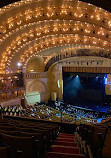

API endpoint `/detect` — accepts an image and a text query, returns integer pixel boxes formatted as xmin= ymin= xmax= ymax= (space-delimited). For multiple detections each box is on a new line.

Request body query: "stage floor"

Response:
xmin=65 ymin=101 xmax=110 ymax=113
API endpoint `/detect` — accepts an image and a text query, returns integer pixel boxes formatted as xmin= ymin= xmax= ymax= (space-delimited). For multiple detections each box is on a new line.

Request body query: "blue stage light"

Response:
xmin=105 ymin=78 xmax=107 ymax=84
xmin=104 ymin=75 xmax=108 ymax=84
xmin=95 ymin=76 xmax=98 ymax=81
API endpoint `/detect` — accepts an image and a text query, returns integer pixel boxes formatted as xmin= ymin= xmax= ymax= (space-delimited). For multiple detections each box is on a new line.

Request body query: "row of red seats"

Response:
xmin=0 ymin=118 xmax=60 ymax=158
xmin=75 ymin=124 xmax=111 ymax=158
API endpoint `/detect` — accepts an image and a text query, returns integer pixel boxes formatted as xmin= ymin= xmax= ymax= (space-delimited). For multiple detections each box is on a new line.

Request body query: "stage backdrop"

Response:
xmin=63 ymin=72 xmax=109 ymax=106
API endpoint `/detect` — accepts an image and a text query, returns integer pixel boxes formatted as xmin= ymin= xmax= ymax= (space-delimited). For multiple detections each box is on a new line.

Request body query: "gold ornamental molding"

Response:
xmin=62 ymin=66 xmax=111 ymax=73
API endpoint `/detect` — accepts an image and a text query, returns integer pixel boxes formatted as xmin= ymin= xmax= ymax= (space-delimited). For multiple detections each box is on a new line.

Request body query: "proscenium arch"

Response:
xmin=0 ymin=0 xmax=111 ymax=73
xmin=44 ymin=49 xmax=111 ymax=71
xmin=18 ymin=33 xmax=110 ymax=58
xmin=48 ymin=56 xmax=111 ymax=68
xmin=22 ymin=46 xmax=111 ymax=72
xmin=22 ymin=45 xmax=97 ymax=69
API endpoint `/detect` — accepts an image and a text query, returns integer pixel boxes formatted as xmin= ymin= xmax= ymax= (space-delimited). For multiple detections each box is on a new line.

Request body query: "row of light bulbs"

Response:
xmin=44 ymin=45 xmax=101 ymax=65
xmin=19 ymin=34 xmax=111 ymax=65
xmin=1 ymin=19 xmax=111 ymax=69
xmin=4 ymin=33 xmax=111 ymax=70
xmin=0 ymin=0 xmax=110 ymax=19
xmin=0 ymin=0 xmax=107 ymax=11
xmin=6 ymin=44 xmax=110 ymax=73
xmin=0 ymin=2 xmax=111 ymax=37
xmin=22 ymin=44 xmax=92 ymax=66
xmin=3 ymin=40 xmax=111 ymax=71
xmin=0 ymin=0 xmax=111 ymax=73
xmin=61 ymin=45 xmax=101 ymax=52
xmin=45 ymin=46 xmax=110 ymax=66
xmin=0 ymin=25 xmax=108 ymax=66
xmin=0 ymin=17 xmax=111 ymax=46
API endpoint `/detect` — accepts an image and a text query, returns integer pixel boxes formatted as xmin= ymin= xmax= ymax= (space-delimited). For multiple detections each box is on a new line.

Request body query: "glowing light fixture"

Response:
xmin=17 ymin=62 xmax=22 ymax=67
xmin=58 ymin=80 xmax=60 ymax=88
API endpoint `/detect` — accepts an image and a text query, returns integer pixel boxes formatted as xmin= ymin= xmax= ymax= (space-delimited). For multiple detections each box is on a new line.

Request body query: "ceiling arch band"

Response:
xmin=17 ymin=33 xmax=111 ymax=65
xmin=0 ymin=0 xmax=111 ymax=73
xmin=1 ymin=20 xmax=111 ymax=69
xmin=0 ymin=0 xmax=111 ymax=33
xmin=4 ymin=33 xmax=111 ymax=69
xmin=0 ymin=20 xmax=111 ymax=45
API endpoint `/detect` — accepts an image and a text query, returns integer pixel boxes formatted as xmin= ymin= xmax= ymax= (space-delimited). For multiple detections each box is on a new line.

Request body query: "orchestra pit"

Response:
xmin=0 ymin=0 xmax=111 ymax=158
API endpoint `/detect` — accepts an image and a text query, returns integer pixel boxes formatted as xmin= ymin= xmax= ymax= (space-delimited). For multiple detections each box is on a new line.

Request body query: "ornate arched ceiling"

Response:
xmin=0 ymin=0 xmax=111 ymax=73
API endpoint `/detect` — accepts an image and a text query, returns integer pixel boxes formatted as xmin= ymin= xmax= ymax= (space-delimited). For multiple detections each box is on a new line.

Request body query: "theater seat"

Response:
xmin=0 ymin=147 xmax=9 ymax=158
xmin=0 ymin=133 xmax=35 ymax=158
xmin=0 ymin=130 xmax=20 ymax=136
xmin=20 ymin=131 xmax=45 ymax=151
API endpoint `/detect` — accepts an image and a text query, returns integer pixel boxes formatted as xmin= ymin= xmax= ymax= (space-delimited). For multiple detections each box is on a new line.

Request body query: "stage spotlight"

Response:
xmin=76 ymin=75 xmax=79 ymax=78
xmin=95 ymin=76 xmax=98 ymax=81
xmin=105 ymin=78 xmax=107 ymax=84
xmin=104 ymin=75 xmax=108 ymax=84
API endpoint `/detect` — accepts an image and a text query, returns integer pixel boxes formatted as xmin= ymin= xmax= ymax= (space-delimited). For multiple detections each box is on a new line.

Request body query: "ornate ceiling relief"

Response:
xmin=0 ymin=0 xmax=110 ymax=73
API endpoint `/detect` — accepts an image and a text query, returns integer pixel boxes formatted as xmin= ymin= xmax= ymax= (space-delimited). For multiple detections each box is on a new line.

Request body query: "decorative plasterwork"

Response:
xmin=0 ymin=0 xmax=111 ymax=73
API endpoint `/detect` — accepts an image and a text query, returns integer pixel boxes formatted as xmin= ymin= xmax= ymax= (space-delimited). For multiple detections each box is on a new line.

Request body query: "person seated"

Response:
xmin=0 ymin=105 xmax=3 ymax=120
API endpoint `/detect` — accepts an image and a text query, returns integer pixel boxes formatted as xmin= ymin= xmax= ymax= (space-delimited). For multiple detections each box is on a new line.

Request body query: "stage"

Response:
xmin=63 ymin=72 xmax=110 ymax=113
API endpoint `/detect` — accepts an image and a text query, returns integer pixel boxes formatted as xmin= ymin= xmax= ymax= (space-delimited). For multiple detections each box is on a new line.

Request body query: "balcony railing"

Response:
xmin=0 ymin=86 xmax=25 ymax=94
xmin=24 ymin=72 xmax=47 ymax=79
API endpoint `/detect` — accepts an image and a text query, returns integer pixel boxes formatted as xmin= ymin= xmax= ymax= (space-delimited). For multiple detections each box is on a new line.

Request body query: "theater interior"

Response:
xmin=0 ymin=0 xmax=111 ymax=158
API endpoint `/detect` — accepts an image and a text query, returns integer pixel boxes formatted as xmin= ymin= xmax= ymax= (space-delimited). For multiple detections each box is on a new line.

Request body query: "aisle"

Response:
xmin=46 ymin=133 xmax=87 ymax=158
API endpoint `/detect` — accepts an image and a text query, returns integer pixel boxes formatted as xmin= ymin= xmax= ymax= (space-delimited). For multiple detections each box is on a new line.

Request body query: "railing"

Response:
xmin=44 ymin=50 xmax=111 ymax=71
xmin=0 ymin=86 xmax=25 ymax=94
xmin=24 ymin=72 xmax=47 ymax=79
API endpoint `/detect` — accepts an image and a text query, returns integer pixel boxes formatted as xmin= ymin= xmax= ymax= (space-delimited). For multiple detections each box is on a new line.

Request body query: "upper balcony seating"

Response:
xmin=0 ymin=133 xmax=35 ymax=158
xmin=102 ymin=126 xmax=111 ymax=158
